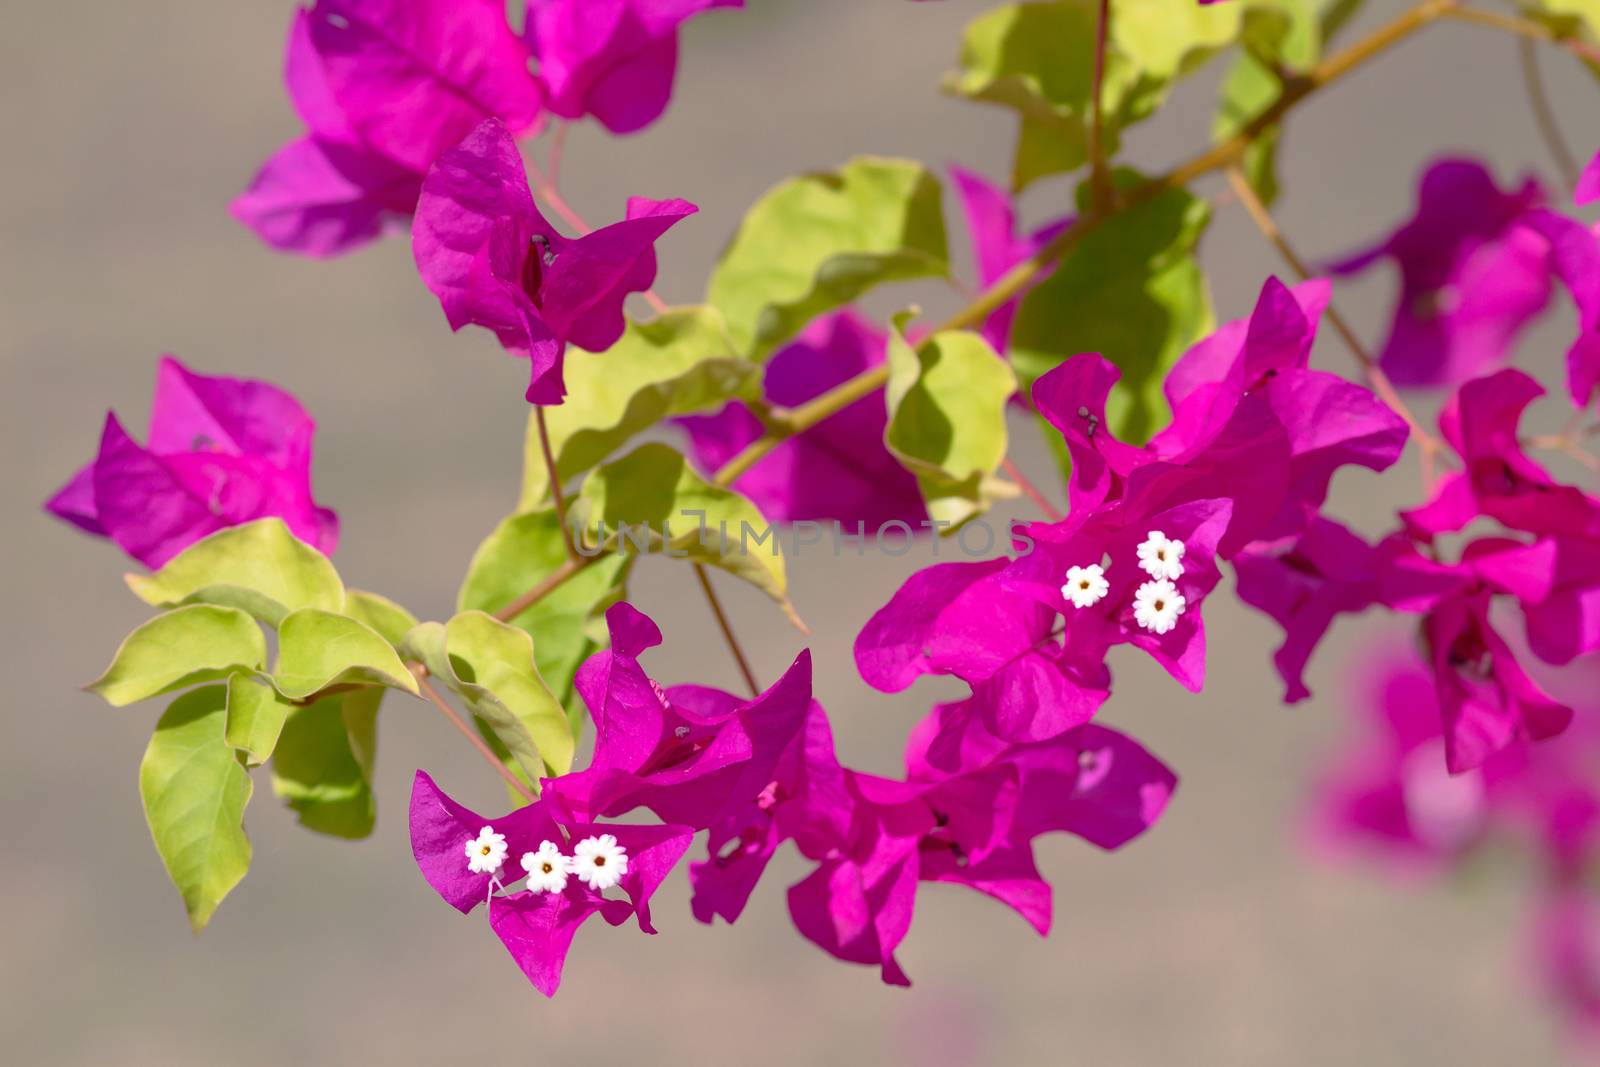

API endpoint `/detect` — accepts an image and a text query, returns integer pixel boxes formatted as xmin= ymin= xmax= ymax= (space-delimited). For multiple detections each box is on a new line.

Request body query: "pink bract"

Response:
xmin=45 ymin=357 xmax=338 ymax=568
xmin=412 ymin=119 xmax=696 ymax=404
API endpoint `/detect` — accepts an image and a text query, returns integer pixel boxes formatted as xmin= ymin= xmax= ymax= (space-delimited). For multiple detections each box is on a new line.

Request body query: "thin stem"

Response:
xmin=547 ymin=121 xmax=568 ymax=191
xmin=1528 ymin=434 xmax=1600 ymax=472
xmin=535 ymin=407 xmax=577 ymax=559
xmin=693 ymin=563 xmax=760 ymax=697
xmin=1224 ymin=165 xmax=1444 ymax=487
xmin=1087 ymin=0 xmax=1114 ymax=212
xmin=1441 ymin=6 xmax=1600 ymax=66
xmin=1002 ymin=457 xmax=1063 ymax=520
xmin=492 ymin=555 xmax=592 ymax=622
xmin=489 ymin=0 xmax=1461 ymax=618
xmin=1518 ymin=36 xmax=1581 ymax=190
xmin=414 ymin=667 xmax=536 ymax=802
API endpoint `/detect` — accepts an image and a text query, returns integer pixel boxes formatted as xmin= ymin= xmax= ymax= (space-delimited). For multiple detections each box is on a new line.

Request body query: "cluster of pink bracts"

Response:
xmin=40 ymin=0 xmax=1600 ymax=1043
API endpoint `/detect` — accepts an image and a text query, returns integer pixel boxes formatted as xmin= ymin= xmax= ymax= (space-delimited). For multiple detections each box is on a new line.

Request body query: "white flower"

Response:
xmin=519 ymin=840 xmax=573 ymax=894
xmin=1136 ymin=530 xmax=1186 ymax=581
xmin=465 ymin=825 xmax=508 ymax=874
xmin=1132 ymin=579 xmax=1186 ymax=635
xmin=572 ymin=833 xmax=629 ymax=891
xmin=1061 ymin=564 xmax=1109 ymax=609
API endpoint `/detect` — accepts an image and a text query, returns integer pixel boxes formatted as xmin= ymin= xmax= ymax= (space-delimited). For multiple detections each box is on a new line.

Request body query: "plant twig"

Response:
xmin=535 ymin=407 xmax=577 ymax=559
xmin=1518 ymin=36 xmax=1581 ymax=190
xmin=547 ymin=120 xmax=568 ymax=191
xmin=492 ymin=555 xmax=593 ymax=622
xmin=1002 ymin=457 xmax=1063 ymax=520
xmin=413 ymin=666 xmax=536 ymax=802
xmin=693 ymin=563 xmax=760 ymax=697
xmin=1441 ymin=5 xmax=1600 ymax=66
xmin=1087 ymin=0 xmax=1114 ymax=212
xmin=1224 ymin=165 xmax=1445 ymax=488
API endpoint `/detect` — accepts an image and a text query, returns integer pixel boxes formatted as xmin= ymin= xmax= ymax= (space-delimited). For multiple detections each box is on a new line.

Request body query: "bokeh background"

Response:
xmin=3 ymin=2 xmax=1595 ymax=1063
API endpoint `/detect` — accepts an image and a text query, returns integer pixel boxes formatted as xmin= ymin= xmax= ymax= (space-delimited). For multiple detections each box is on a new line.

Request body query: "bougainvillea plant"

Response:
xmin=47 ymin=0 xmax=1600 ymax=1047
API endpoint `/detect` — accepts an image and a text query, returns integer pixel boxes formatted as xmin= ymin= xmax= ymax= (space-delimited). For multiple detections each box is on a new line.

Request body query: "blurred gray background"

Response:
xmin=3 ymin=1 xmax=1593 ymax=1063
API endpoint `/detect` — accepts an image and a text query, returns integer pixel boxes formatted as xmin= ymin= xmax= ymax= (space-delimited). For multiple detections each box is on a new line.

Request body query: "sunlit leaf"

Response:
xmin=1011 ymin=169 xmax=1213 ymax=443
xmin=224 ymin=671 xmax=293 ymax=766
xmin=520 ymin=307 xmax=760 ymax=509
xmin=707 ymin=157 xmax=948 ymax=359
xmin=125 ymin=518 xmax=343 ymax=627
xmin=402 ymin=612 xmax=573 ymax=785
xmin=272 ymin=608 xmax=418 ymax=700
xmin=947 ymin=0 xmax=1242 ymax=189
xmin=884 ymin=314 xmax=1017 ymax=528
xmin=458 ymin=510 xmax=628 ymax=708
xmin=89 ymin=604 xmax=267 ymax=707
xmin=342 ymin=589 xmax=420 ymax=647
xmin=140 ymin=685 xmax=252 ymax=931
xmin=572 ymin=443 xmax=795 ymax=622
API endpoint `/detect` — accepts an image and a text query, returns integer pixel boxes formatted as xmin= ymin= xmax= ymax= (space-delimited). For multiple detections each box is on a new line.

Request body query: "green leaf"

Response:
xmin=224 ymin=672 xmax=293 ymax=766
xmin=270 ymin=692 xmax=378 ymax=839
xmin=1212 ymin=1 xmax=1339 ymax=209
xmin=707 ymin=157 xmax=948 ymax=360
xmin=520 ymin=307 xmax=761 ymax=510
xmin=884 ymin=314 xmax=1018 ymax=527
xmin=1520 ymin=0 xmax=1600 ymax=40
xmin=89 ymin=604 xmax=267 ymax=707
xmin=1214 ymin=53 xmax=1283 ymax=207
xmin=272 ymin=608 xmax=418 ymax=700
xmin=947 ymin=0 xmax=1243 ymax=190
xmin=139 ymin=685 xmax=253 ymax=932
xmin=1237 ymin=0 xmax=1322 ymax=68
xmin=125 ymin=518 xmax=344 ymax=627
xmin=572 ymin=443 xmax=796 ymax=622
xmin=946 ymin=1 xmax=1104 ymax=190
xmin=458 ymin=510 xmax=629 ymax=706
xmin=1010 ymin=170 xmax=1213 ymax=443
xmin=1114 ymin=0 xmax=1250 ymax=93
xmin=446 ymin=612 xmax=575 ymax=775
xmin=342 ymin=589 xmax=419 ymax=647
xmin=402 ymin=613 xmax=575 ymax=782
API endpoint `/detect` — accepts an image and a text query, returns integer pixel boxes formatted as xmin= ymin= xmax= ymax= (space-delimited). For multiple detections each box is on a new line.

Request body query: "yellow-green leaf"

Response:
xmin=884 ymin=314 xmax=1018 ymax=528
xmin=223 ymin=671 xmax=292 ymax=766
xmin=521 ymin=307 xmax=762 ymax=510
xmin=572 ymin=443 xmax=794 ymax=621
xmin=1011 ymin=169 xmax=1213 ymax=444
xmin=458 ymin=510 xmax=629 ymax=707
xmin=270 ymin=691 xmax=379 ymax=839
xmin=272 ymin=608 xmax=418 ymax=700
xmin=707 ymin=157 xmax=948 ymax=359
xmin=140 ymin=685 xmax=253 ymax=932
xmin=342 ymin=589 xmax=420 ymax=647
xmin=125 ymin=518 xmax=343 ymax=627
xmin=89 ymin=604 xmax=267 ymax=707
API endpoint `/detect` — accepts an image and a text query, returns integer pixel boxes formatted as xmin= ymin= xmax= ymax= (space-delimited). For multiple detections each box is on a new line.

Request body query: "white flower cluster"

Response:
xmin=1060 ymin=531 xmax=1188 ymax=635
xmin=464 ymin=826 xmax=629 ymax=893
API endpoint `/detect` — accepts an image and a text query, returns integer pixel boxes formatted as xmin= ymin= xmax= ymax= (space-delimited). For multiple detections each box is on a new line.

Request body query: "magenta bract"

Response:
xmin=45 ymin=357 xmax=338 ymax=568
xmin=528 ymin=0 xmax=743 ymax=134
xmin=1333 ymin=158 xmax=1551 ymax=387
xmin=412 ymin=119 xmax=696 ymax=404
xmin=234 ymin=1 xmax=544 ymax=256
